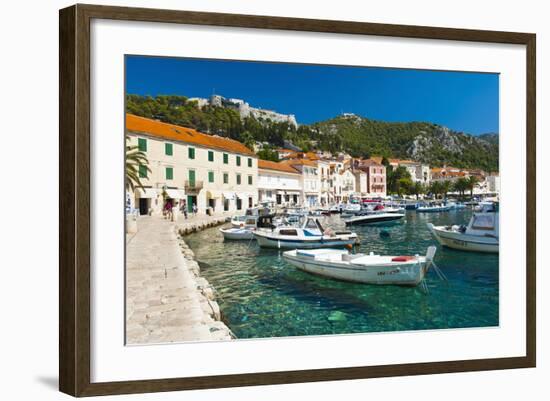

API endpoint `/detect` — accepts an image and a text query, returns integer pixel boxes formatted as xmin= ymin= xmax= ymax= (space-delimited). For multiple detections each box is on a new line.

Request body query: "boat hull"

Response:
xmin=254 ymin=233 xmax=357 ymax=249
xmin=283 ymin=252 xmax=426 ymax=285
xmin=344 ymin=213 xmax=404 ymax=225
xmin=427 ymin=224 xmax=498 ymax=253
xmin=220 ymin=228 xmax=255 ymax=240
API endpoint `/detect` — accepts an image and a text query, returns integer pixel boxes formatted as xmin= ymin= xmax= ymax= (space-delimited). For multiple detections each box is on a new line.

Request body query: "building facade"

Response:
xmin=282 ymin=159 xmax=321 ymax=206
xmin=257 ymin=159 xmax=302 ymax=207
xmin=359 ymin=160 xmax=387 ymax=197
xmin=126 ymin=114 xmax=258 ymax=216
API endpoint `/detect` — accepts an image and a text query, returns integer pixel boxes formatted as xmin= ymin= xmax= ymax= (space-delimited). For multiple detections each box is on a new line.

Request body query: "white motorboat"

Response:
xmin=342 ymin=203 xmax=361 ymax=213
xmin=474 ymin=201 xmax=497 ymax=212
xmin=222 ymin=214 xmax=277 ymax=241
xmin=417 ymin=203 xmax=451 ymax=213
xmin=444 ymin=201 xmax=466 ymax=210
xmin=344 ymin=212 xmax=405 ymax=225
xmin=282 ymin=246 xmax=439 ymax=286
xmin=254 ymin=217 xmax=359 ymax=249
xmin=219 ymin=227 xmax=255 ymax=240
xmin=428 ymin=210 xmax=499 ymax=253
xmin=230 ymin=215 xmax=247 ymax=228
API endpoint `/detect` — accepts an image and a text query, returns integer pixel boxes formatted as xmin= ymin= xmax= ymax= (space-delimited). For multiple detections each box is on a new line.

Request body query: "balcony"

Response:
xmin=184 ymin=180 xmax=203 ymax=192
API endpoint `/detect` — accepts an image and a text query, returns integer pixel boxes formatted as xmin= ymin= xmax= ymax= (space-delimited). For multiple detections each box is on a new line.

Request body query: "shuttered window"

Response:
xmin=188 ymin=147 xmax=195 ymax=159
xmin=223 ymin=153 xmax=229 ymax=164
xmin=138 ymin=138 xmax=147 ymax=152
xmin=165 ymin=167 xmax=173 ymax=180
xmin=208 ymin=151 xmax=214 ymax=162
xmin=138 ymin=165 xmax=147 ymax=178
xmin=165 ymin=143 xmax=173 ymax=156
xmin=208 ymin=171 xmax=215 ymax=183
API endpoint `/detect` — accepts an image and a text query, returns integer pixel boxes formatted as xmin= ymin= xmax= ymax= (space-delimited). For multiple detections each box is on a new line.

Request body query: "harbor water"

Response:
xmin=185 ymin=209 xmax=499 ymax=339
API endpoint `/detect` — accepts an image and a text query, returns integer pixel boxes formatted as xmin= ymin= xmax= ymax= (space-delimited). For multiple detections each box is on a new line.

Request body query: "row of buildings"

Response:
xmin=126 ymin=114 xmax=388 ymax=216
xmin=126 ymin=114 xmax=498 ymax=216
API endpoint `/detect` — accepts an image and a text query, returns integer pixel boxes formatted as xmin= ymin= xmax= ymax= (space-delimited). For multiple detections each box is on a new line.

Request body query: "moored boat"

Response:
xmin=427 ymin=210 xmax=499 ymax=253
xmin=219 ymin=227 xmax=255 ymax=240
xmin=344 ymin=212 xmax=404 ymax=225
xmin=282 ymin=246 xmax=438 ymax=286
xmin=254 ymin=217 xmax=359 ymax=249
xmin=417 ymin=203 xmax=451 ymax=213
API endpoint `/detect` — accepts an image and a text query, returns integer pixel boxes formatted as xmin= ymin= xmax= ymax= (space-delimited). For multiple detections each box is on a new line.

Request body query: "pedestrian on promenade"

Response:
xmin=164 ymin=199 xmax=173 ymax=220
xmin=181 ymin=200 xmax=188 ymax=219
xmin=192 ymin=203 xmax=197 ymax=216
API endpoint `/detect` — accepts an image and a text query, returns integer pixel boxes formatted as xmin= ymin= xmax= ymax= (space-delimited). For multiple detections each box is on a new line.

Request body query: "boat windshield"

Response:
xmin=471 ymin=214 xmax=495 ymax=230
xmin=304 ymin=218 xmax=319 ymax=230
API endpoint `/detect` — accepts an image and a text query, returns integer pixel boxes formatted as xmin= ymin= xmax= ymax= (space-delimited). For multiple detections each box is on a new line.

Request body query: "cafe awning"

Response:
xmin=165 ymin=189 xmax=185 ymax=199
xmin=137 ymin=188 xmax=158 ymax=199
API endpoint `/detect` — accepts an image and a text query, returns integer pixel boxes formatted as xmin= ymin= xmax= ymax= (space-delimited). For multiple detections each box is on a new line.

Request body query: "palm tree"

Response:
xmin=126 ymin=136 xmax=151 ymax=191
xmin=429 ymin=181 xmax=443 ymax=199
xmin=441 ymin=180 xmax=452 ymax=200
xmin=411 ymin=181 xmax=425 ymax=200
xmin=466 ymin=176 xmax=480 ymax=198
xmin=453 ymin=177 xmax=469 ymax=200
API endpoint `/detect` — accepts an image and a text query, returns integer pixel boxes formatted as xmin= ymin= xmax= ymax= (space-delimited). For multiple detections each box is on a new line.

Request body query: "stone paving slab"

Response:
xmin=126 ymin=215 xmax=234 ymax=344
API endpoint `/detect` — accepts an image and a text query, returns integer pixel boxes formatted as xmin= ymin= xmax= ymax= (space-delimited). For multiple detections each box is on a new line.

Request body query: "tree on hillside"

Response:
xmin=257 ymin=146 xmax=279 ymax=162
xmin=387 ymin=166 xmax=412 ymax=195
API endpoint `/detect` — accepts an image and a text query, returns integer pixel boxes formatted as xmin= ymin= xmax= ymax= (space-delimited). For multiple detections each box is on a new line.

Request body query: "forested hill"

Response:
xmin=126 ymin=95 xmax=499 ymax=172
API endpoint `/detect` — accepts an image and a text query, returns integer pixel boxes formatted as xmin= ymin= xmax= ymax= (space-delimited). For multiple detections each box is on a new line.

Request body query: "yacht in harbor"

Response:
xmin=253 ymin=217 xmax=359 ymax=249
xmin=427 ymin=203 xmax=499 ymax=253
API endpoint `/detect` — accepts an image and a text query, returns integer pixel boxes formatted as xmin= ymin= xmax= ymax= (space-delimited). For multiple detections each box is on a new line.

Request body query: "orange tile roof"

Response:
xmin=281 ymin=159 xmax=318 ymax=167
xmin=258 ymin=159 xmax=300 ymax=174
xmin=126 ymin=114 xmax=255 ymax=156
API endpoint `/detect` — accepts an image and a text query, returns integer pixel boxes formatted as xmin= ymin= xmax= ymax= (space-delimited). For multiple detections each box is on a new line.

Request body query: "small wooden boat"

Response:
xmin=254 ymin=218 xmax=359 ymax=249
xmin=219 ymin=227 xmax=255 ymax=240
xmin=344 ymin=212 xmax=404 ymax=225
xmin=427 ymin=210 xmax=499 ymax=253
xmin=282 ymin=246 xmax=438 ymax=286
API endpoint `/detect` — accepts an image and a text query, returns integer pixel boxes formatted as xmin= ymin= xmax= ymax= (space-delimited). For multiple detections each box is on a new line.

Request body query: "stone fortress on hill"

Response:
xmin=189 ymin=94 xmax=298 ymax=128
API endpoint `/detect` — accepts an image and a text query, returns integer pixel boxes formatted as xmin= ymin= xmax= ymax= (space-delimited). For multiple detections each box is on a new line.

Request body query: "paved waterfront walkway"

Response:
xmin=175 ymin=211 xmax=233 ymax=235
xmin=126 ymin=215 xmax=233 ymax=344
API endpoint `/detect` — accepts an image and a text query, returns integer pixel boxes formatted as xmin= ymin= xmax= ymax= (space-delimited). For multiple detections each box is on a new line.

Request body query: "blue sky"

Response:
xmin=126 ymin=56 xmax=499 ymax=135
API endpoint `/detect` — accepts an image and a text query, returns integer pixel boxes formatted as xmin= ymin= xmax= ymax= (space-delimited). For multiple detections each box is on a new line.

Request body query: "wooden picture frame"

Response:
xmin=59 ymin=3 xmax=536 ymax=397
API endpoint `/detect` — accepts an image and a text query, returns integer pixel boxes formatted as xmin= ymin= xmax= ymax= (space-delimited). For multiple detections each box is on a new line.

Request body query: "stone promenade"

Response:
xmin=126 ymin=215 xmax=234 ymax=344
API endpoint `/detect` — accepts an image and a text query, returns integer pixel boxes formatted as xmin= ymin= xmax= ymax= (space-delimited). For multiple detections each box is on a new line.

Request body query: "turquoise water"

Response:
xmin=185 ymin=210 xmax=499 ymax=339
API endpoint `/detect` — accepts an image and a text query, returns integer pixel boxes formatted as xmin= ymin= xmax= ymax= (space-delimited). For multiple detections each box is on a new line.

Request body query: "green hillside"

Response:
xmin=126 ymin=95 xmax=499 ymax=172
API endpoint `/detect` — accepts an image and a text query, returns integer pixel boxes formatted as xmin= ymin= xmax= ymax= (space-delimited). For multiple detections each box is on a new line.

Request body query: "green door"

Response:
xmin=187 ymin=195 xmax=194 ymax=213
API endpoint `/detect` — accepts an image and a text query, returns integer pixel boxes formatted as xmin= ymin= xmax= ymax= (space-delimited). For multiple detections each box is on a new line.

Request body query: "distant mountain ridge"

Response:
xmin=126 ymin=94 xmax=499 ymax=172
xmin=310 ymin=115 xmax=499 ymax=171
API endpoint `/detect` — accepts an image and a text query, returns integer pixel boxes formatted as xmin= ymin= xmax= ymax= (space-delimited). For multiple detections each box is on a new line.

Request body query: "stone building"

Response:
xmin=126 ymin=114 xmax=258 ymax=216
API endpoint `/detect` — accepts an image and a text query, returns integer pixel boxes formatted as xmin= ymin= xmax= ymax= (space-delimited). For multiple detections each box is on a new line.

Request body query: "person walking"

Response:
xmin=181 ymin=200 xmax=188 ymax=219
xmin=192 ymin=203 xmax=197 ymax=216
